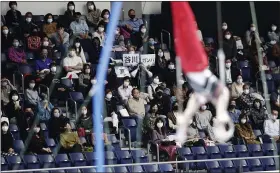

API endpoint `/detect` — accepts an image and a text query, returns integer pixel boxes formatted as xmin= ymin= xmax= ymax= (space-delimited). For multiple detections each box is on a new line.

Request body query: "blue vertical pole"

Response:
xmin=92 ymin=2 xmax=123 ymax=172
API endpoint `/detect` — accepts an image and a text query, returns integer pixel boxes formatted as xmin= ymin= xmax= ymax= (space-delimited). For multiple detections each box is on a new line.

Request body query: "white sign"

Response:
xmin=114 ymin=66 xmax=131 ymax=78
xmin=140 ymin=54 xmax=156 ymax=67
xmin=123 ymin=54 xmax=140 ymax=66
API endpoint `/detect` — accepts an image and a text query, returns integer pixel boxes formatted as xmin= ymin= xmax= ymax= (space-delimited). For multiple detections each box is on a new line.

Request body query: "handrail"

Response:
xmin=12 ymin=71 xmax=24 ymax=94
xmin=161 ymin=29 xmax=171 ymax=50
xmin=2 ymin=155 xmax=279 ymax=173
xmin=65 ymin=98 xmax=77 ymax=120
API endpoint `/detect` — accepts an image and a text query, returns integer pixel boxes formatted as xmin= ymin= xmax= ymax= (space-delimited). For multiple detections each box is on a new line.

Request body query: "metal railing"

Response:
xmin=2 ymin=155 xmax=279 ymax=173
xmin=161 ymin=29 xmax=171 ymax=50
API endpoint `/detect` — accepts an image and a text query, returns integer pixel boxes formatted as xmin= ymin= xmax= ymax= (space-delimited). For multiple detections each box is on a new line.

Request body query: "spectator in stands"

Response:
xmin=1 ymin=119 xmax=17 ymax=157
xmin=152 ymin=117 xmax=177 ymax=161
xmin=225 ymin=59 xmax=240 ymax=85
xmin=43 ymin=13 xmax=57 ymax=37
xmin=49 ymin=108 xmax=69 ymax=139
xmin=167 ymin=102 xmax=180 ymax=133
xmin=41 ymin=36 xmax=54 ymax=59
xmin=91 ymin=37 xmax=102 ymax=64
xmin=27 ymin=27 xmax=41 ymax=54
xmin=271 ymin=86 xmax=280 ymax=112
xmin=185 ymin=117 xmax=205 ymax=146
xmin=223 ymin=30 xmax=237 ymax=60
xmin=1 ymin=26 xmax=13 ymax=53
xmin=63 ymin=47 xmax=83 ymax=77
xmin=98 ymin=9 xmax=110 ymax=31
xmin=104 ymin=89 xmax=118 ymax=133
xmin=60 ymin=122 xmax=82 ymax=153
xmin=79 ymin=63 xmax=92 ymax=95
xmin=228 ymin=100 xmax=241 ymax=124
xmin=93 ymin=23 xmax=106 ymax=46
xmin=195 ymin=104 xmax=212 ymax=131
xmin=35 ymin=47 xmax=52 ymax=78
xmin=237 ymin=84 xmax=254 ymax=110
xmin=222 ymin=22 xmax=228 ymax=32
xmin=146 ymin=37 xmax=156 ymax=54
xmin=64 ymin=1 xmax=76 ymax=28
xmin=143 ymin=103 xmax=161 ymax=135
xmin=130 ymin=63 xmax=153 ymax=88
xmin=4 ymin=90 xmax=22 ymax=124
xmin=271 ymin=40 xmax=280 ymax=66
xmin=153 ymin=48 xmax=167 ymax=76
xmin=77 ymin=106 xmax=93 ymax=135
xmin=20 ymin=104 xmax=36 ymax=140
xmin=73 ymin=38 xmax=86 ymax=63
xmin=151 ymin=86 xmax=171 ymax=115
xmin=21 ymin=12 xmax=37 ymax=39
xmin=86 ymin=1 xmax=101 ymax=30
xmin=245 ymin=23 xmax=262 ymax=46
xmin=1 ymin=77 xmax=16 ymax=106
xmin=147 ymin=75 xmax=161 ymax=100
xmin=118 ymin=76 xmax=133 ymax=104
xmin=70 ymin=12 xmax=89 ymax=40
xmin=264 ymin=110 xmax=279 ymax=142
xmin=249 ymin=99 xmax=268 ymax=130
xmin=41 ymin=62 xmax=57 ymax=86
xmin=113 ymin=26 xmax=125 ymax=48
xmin=127 ymin=88 xmax=146 ymax=119
xmin=236 ymin=112 xmax=260 ymax=144
xmin=164 ymin=61 xmax=176 ymax=89
xmin=50 ymin=24 xmax=69 ymax=58
xmin=29 ymin=124 xmax=52 ymax=154
xmin=5 ymin=1 xmax=22 ymax=38
xmin=127 ymin=45 xmax=136 ymax=54
xmin=105 ymin=64 xmax=117 ymax=91
xmin=268 ymin=24 xmax=279 ymax=42
xmin=132 ymin=24 xmax=149 ymax=51
xmin=121 ymin=9 xmax=144 ymax=34
xmin=231 ymin=75 xmax=244 ymax=99
xmin=8 ymin=38 xmax=27 ymax=64
xmin=36 ymin=93 xmax=53 ymax=123
xmin=25 ymin=79 xmax=40 ymax=106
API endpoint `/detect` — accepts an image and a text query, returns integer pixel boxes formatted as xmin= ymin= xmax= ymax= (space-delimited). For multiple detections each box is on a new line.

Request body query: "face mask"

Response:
xmin=26 ymin=17 xmax=32 ymax=23
xmin=51 ymin=66 xmax=56 ymax=72
xmin=222 ymin=25 xmax=227 ymax=30
xmin=129 ymin=15 xmax=135 ymax=20
xmin=98 ymin=27 xmax=104 ymax=32
xmin=12 ymin=95 xmax=18 ymax=101
xmin=149 ymin=40 xmax=155 ymax=45
xmin=34 ymin=127 xmax=40 ymax=133
xmin=85 ymin=69 xmax=90 ymax=74
xmin=272 ymin=26 xmax=277 ymax=31
xmin=2 ymin=82 xmax=8 ymax=87
xmin=141 ymin=28 xmax=146 ymax=33
xmin=157 ymin=122 xmax=163 ymax=128
xmin=158 ymin=52 xmax=163 ymax=57
xmin=241 ymin=119 xmax=246 ymax=124
xmin=270 ymin=40 xmax=276 ymax=45
xmin=106 ymin=93 xmax=112 ymax=99
xmin=168 ymin=64 xmax=175 ymax=69
xmin=88 ymin=5 xmax=94 ymax=10
xmin=129 ymin=51 xmax=135 ymax=54
xmin=53 ymin=112 xmax=60 ymax=118
xmin=123 ymin=81 xmax=129 ymax=87
xmin=237 ymin=79 xmax=243 ymax=84
xmin=2 ymin=126 xmax=8 ymax=132
xmin=2 ymin=29 xmax=8 ymax=35
xmin=201 ymin=105 xmax=207 ymax=111
xmin=29 ymin=83 xmax=35 ymax=89
xmin=254 ymin=102 xmax=260 ymax=108
xmin=104 ymin=14 xmax=109 ymax=19
xmin=69 ymin=51 xmax=75 ymax=57
xmin=225 ymin=63 xmax=231 ymax=68
xmin=68 ymin=6 xmax=74 ymax=10
xmin=11 ymin=5 xmax=17 ymax=10
xmin=47 ymin=19 xmax=53 ymax=23
xmin=43 ymin=41 xmax=49 ymax=46
xmin=82 ymin=110 xmax=87 ymax=115
xmin=225 ymin=34 xmax=231 ymax=40
xmin=153 ymin=78 xmax=159 ymax=84
xmin=13 ymin=42 xmax=19 ymax=47
xmin=250 ymin=26 xmax=256 ymax=32
xmin=244 ymin=89 xmax=250 ymax=95
xmin=115 ymin=30 xmax=120 ymax=35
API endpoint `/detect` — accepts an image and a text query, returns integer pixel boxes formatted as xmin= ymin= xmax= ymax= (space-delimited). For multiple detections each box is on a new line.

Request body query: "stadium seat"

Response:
xmin=241 ymin=67 xmax=251 ymax=82
xmin=219 ymin=160 xmax=236 ymax=173
xmin=253 ymin=129 xmax=262 ymax=140
xmin=26 ymin=52 xmax=35 ymax=60
xmin=199 ymin=131 xmax=206 ymax=138
xmin=104 ymin=168 xmax=114 ymax=172
xmin=233 ymin=145 xmax=249 ymax=157
xmin=13 ymin=140 xmax=25 ymax=153
xmin=261 ymin=158 xmax=276 ymax=171
xmin=127 ymin=165 xmax=144 ymax=172
xmin=131 ymin=149 xmax=148 ymax=163
xmin=40 ymin=122 xmax=49 ymax=139
xmin=114 ymin=166 xmax=129 ymax=173
xmin=107 ymin=134 xmax=120 ymax=149
xmin=262 ymin=143 xmax=277 ymax=156
xmin=104 ymin=151 xmax=117 ymax=165
xmin=1 ymin=156 xmax=8 ymax=171
xmin=50 ymin=170 xmax=65 ymax=173
xmin=45 ymin=138 xmax=56 ymax=151
xmin=61 ymin=79 xmax=73 ymax=88
xmin=24 ymin=155 xmax=40 ymax=169
xmin=69 ymin=92 xmax=84 ymax=103
xmin=233 ymin=160 xmax=249 ymax=172
xmin=18 ymin=64 xmax=33 ymax=75
xmin=66 ymin=168 xmax=81 ymax=173
xmin=205 ymin=146 xmax=222 ymax=159
xmin=69 ymin=153 xmax=86 ymax=166
xmin=177 ymin=147 xmax=194 ymax=169
xmin=277 ymin=143 xmax=280 ymax=155
xmin=247 ymin=159 xmax=263 ymax=171
xmin=143 ymin=164 xmax=159 ymax=173
xmin=247 ymin=144 xmax=263 ymax=156
xmin=205 ymin=161 xmax=223 ymax=173
xmin=262 ymin=134 xmax=273 ymax=143
xmin=238 ymin=60 xmax=249 ymax=68
xmin=55 ymin=154 xmax=71 ymax=167
xmin=80 ymin=167 xmax=96 ymax=173
xmin=115 ymin=150 xmax=133 ymax=164
xmin=121 ymin=118 xmax=138 ymax=143
xmin=84 ymin=152 xmax=98 ymax=165
xmin=9 ymin=124 xmax=20 ymax=140
xmin=158 ymin=163 xmax=174 ymax=172
xmin=6 ymin=155 xmax=24 ymax=170
xmin=191 ymin=146 xmax=207 ymax=169
xmin=104 ymin=145 xmax=115 ymax=151
xmin=38 ymin=154 xmax=55 ymax=168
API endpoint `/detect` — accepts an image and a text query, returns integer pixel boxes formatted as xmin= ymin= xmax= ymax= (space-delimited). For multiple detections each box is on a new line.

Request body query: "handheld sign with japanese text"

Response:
xmin=140 ymin=54 xmax=156 ymax=67
xmin=123 ymin=54 xmax=140 ymax=66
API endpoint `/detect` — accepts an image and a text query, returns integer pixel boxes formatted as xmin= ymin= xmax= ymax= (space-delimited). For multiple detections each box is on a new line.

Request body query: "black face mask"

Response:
xmin=129 ymin=15 xmax=135 ymax=19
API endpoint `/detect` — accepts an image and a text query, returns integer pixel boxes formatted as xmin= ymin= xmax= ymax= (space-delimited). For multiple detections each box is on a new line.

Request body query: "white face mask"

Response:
xmin=237 ymin=79 xmax=243 ymax=84
xmin=51 ymin=66 xmax=56 ymax=72
xmin=157 ymin=122 xmax=163 ymax=128
xmin=222 ymin=25 xmax=228 ymax=30
xmin=85 ymin=69 xmax=91 ymax=74
xmin=88 ymin=5 xmax=94 ymax=10
xmin=47 ymin=19 xmax=53 ymax=23
xmin=141 ymin=28 xmax=146 ymax=33
xmin=104 ymin=14 xmax=109 ymax=19
xmin=270 ymin=40 xmax=276 ymax=45
xmin=250 ymin=26 xmax=256 ymax=32
xmin=34 ymin=127 xmax=40 ymax=133
xmin=2 ymin=29 xmax=8 ymax=35
xmin=12 ymin=95 xmax=18 ymax=101
xmin=236 ymin=40 xmax=243 ymax=49
xmin=201 ymin=105 xmax=207 ymax=111
xmin=106 ymin=93 xmax=112 ymax=99
xmin=68 ymin=6 xmax=74 ymax=10
xmin=75 ymin=43 xmax=80 ymax=47
xmin=241 ymin=119 xmax=246 ymax=124
xmin=272 ymin=26 xmax=277 ymax=31
xmin=168 ymin=64 xmax=175 ymax=69
xmin=29 ymin=83 xmax=35 ymax=89
xmin=225 ymin=34 xmax=231 ymax=40
xmin=98 ymin=27 xmax=104 ymax=32
xmin=129 ymin=51 xmax=135 ymax=54
xmin=179 ymin=79 xmax=185 ymax=85
xmin=2 ymin=126 xmax=8 ymax=132
xmin=115 ymin=30 xmax=119 ymax=35
xmin=43 ymin=41 xmax=49 ymax=46
xmin=69 ymin=51 xmax=75 ymax=57
xmin=244 ymin=89 xmax=250 ymax=95
xmin=158 ymin=52 xmax=163 ymax=57
xmin=26 ymin=17 xmax=32 ymax=23
xmin=153 ymin=78 xmax=159 ymax=84
xmin=82 ymin=110 xmax=87 ymax=115
xmin=254 ymin=102 xmax=260 ymax=108
xmin=123 ymin=81 xmax=129 ymax=87
xmin=225 ymin=63 xmax=231 ymax=68
xmin=53 ymin=112 xmax=60 ymax=118
xmin=13 ymin=42 xmax=19 ymax=47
